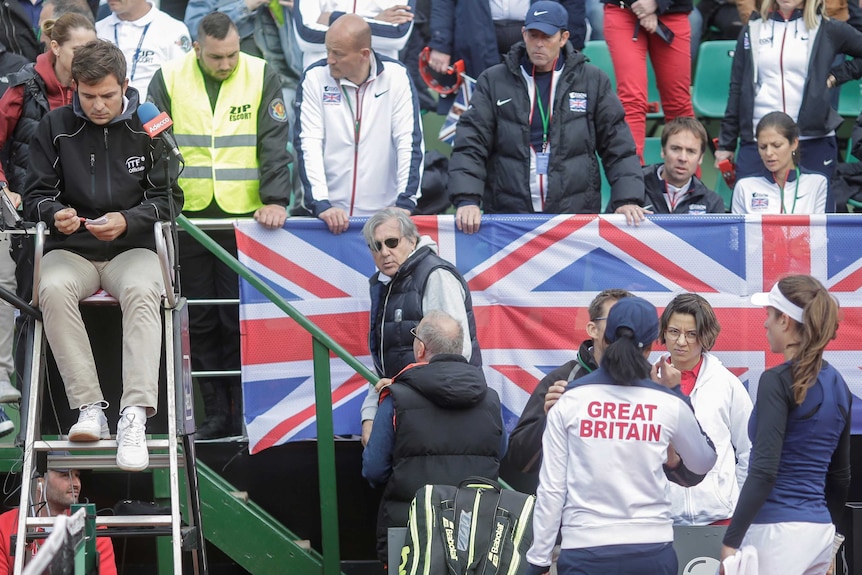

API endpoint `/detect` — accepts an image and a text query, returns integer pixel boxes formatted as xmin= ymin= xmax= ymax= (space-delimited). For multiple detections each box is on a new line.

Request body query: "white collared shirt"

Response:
xmin=657 ymin=165 xmax=693 ymax=212
xmin=96 ymin=3 xmax=192 ymax=101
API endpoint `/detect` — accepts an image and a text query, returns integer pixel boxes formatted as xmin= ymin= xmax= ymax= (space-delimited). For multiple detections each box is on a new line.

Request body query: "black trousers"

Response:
xmin=178 ymin=230 xmax=241 ymax=410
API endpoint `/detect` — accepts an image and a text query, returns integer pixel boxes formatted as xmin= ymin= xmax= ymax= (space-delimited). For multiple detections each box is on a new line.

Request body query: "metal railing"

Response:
xmin=179 ymin=215 xmax=377 ymax=575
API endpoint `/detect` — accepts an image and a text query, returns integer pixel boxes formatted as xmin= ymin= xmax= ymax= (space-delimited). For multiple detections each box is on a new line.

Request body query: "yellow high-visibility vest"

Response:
xmin=162 ymin=52 xmax=266 ymax=213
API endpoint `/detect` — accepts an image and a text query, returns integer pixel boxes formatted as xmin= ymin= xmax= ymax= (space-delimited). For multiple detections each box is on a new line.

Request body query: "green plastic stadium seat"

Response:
xmin=713 ymin=172 xmax=733 ymax=212
xmin=643 ymin=137 xmax=663 ymax=165
xmin=847 ymin=138 xmax=859 ymax=164
xmin=582 ymin=41 xmax=616 ymax=89
xmin=692 ymin=41 xmax=736 ymax=119
xmin=838 ymin=78 xmax=862 ymax=119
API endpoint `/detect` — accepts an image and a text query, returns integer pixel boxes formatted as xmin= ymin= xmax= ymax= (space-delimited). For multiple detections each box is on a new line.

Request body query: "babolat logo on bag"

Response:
xmin=400 ymin=477 xmax=535 ymax=575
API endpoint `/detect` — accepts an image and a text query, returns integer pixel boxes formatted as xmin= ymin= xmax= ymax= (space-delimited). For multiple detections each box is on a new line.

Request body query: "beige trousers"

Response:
xmin=38 ymin=249 xmax=161 ymax=414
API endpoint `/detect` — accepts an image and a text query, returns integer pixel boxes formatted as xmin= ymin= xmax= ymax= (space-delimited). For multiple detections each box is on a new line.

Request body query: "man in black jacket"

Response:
xmin=448 ymin=1 xmax=646 ymax=234
xmin=24 ymin=39 xmax=182 ymax=472
xmin=502 ymin=288 xmax=631 ymax=493
xmin=0 ymin=0 xmax=41 ymax=62
xmin=362 ymin=310 xmax=503 ymax=563
xmin=642 ymin=117 xmax=727 ymax=214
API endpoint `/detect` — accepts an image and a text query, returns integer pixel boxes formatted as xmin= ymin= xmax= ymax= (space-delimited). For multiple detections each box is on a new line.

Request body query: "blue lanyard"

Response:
xmin=114 ymin=22 xmax=151 ymax=82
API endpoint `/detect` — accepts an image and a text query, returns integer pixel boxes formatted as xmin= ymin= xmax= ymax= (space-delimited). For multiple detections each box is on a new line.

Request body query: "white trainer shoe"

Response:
xmin=0 ymin=380 xmax=20 ymax=403
xmin=68 ymin=401 xmax=110 ymax=441
xmin=116 ymin=411 xmax=148 ymax=472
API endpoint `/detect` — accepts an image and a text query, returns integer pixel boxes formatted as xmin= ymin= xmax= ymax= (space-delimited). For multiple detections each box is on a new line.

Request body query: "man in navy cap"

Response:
xmin=448 ymin=0 xmax=646 ymax=234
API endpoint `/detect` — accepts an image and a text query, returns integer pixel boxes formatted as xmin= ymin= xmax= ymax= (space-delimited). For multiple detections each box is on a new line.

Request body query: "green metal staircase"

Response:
xmin=1 ymin=214 xmax=376 ymax=574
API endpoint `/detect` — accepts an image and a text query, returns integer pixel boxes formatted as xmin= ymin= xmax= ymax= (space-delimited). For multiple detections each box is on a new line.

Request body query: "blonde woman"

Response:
xmin=715 ymin=0 xmax=862 ymax=181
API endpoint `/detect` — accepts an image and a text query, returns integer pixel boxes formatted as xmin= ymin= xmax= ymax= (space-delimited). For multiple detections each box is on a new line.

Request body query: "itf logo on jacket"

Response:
xmin=579 ymin=401 xmax=662 ymax=441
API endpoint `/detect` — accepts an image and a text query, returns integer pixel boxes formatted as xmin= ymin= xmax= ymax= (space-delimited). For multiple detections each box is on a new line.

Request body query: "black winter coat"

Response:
xmin=642 ymin=164 xmax=728 ymax=213
xmin=449 ymin=42 xmax=643 ymax=214
xmin=377 ymin=354 xmax=502 ymax=561
xmin=23 ymin=88 xmax=183 ymax=261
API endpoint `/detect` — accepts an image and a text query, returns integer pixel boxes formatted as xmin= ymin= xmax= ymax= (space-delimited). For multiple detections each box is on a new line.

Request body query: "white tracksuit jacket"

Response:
xmin=294 ymin=52 xmax=424 ymax=217
xmin=527 ymin=370 xmax=717 ymax=568
xmin=668 ymin=352 xmax=753 ymax=525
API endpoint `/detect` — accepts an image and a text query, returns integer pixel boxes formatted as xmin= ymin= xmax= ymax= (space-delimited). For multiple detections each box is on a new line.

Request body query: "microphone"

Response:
xmin=137 ymin=102 xmax=183 ymax=161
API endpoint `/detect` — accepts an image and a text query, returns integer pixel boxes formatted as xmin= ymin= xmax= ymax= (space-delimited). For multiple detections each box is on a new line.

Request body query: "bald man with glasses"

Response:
xmin=362 ymin=309 xmax=503 ymax=564
xmin=359 ymin=208 xmax=481 ymax=446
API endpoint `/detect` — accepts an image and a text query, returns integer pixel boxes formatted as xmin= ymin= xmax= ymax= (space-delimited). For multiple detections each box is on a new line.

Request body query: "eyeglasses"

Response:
xmin=410 ymin=327 xmax=424 ymax=345
xmin=592 ymin=316 xmax=608 ymax=322
xmin=369 ymin=237 xmax=402 ymax=252
xmin=665 ymin=328 xmax=698 ymax=344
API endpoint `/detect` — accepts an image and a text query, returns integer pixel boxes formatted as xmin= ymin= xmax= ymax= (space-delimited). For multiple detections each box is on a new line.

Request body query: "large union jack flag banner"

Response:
xmin=236 ymin=214 xmax=862 ymax=454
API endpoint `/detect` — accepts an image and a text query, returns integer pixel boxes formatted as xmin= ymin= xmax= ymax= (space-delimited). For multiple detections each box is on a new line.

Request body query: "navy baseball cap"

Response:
xmin=605 ymin=297 xmax=659 ymax=348
xmin=525 ymin=1 xmax=568 ymax=35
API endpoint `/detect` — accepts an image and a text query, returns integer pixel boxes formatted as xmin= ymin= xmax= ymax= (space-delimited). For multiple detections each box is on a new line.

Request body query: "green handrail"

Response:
xmin=178 ymin=215 xmax=377 ymax=575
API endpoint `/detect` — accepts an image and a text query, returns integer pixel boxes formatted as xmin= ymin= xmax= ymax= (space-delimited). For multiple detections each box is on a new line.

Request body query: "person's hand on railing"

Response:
xmin=374 ymin=378 xmax=392 ymax=392
xmin=455 ymin=205 xmax=482 ymax=234
xmin=319 ymin=207 xmax=350 ymax=235
xmin=254 ymin=204 xmax=287 ymax=229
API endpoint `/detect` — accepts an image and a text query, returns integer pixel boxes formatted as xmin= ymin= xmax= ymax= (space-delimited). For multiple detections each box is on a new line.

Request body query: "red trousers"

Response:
xmin=604 ymin=5 xmax=693 ymax=160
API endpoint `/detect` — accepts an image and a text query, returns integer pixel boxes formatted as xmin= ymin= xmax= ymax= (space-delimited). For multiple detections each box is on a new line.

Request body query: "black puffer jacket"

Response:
xmin=0 ymin=0 xmax=40 ymax=62
xmin=377 ymin=354 xmax=502 ymax=561
xmin=3 ymin=63 xmax=48 ymax=191
xmin=449 ymin=41 xmax=643 ymax=214
xmin=23 ymin=87 xmax=183 ymax=260
xmin=502 ymin=340 xmax=597 ymax=494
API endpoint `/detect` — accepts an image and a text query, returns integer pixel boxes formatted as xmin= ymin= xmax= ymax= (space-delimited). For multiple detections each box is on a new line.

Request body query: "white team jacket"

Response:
xmin=527 ymin=371 xmax=717 ymax=567
xmin=295 ymin=52 xmax=423 ymax=217
xmin=293 ymin=0 xmax=414 ymax=70
xmin=668 ymin=352 xmax=753 ymax=525
xmin=731 ymin=167 xmax=829 ymax=214
xmin=96 ymin=3 xmax=192 ymax=102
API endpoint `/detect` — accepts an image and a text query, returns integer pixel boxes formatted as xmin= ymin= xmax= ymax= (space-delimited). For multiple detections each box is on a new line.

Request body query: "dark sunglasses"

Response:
xmin=369 ymin=237 xmax=402 ymax=252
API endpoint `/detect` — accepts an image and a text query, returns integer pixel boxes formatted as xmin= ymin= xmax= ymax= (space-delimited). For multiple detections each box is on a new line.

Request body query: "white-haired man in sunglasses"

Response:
xmin=359 ymin=208 xmax=481 ymax=446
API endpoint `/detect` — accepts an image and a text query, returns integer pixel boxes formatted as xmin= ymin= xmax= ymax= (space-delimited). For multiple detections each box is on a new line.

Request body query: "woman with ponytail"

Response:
xmin=526 ymin=297 xmax=717 ymax=575
xmin=720 ymin=275 xmax=851 ymax=575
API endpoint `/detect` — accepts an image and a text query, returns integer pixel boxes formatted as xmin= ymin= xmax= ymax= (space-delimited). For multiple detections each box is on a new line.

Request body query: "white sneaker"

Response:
xmin=68 ymin=401 xmax=110 ymax=441
xmin=116 ymin=411 xmax=148 ymax=472
xmin=0 ymin=380 xmax=20 ymax=404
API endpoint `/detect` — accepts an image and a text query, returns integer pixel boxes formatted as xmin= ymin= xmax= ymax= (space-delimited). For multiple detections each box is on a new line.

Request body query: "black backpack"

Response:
xmin=399 ymin=477 xmax=536 ymax=575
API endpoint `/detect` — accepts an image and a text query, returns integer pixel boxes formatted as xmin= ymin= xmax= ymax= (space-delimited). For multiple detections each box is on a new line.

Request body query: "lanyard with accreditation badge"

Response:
xmin=777 ymin=167 xmax=801 ymax=214
xmin=528 ymin=58 xmax=557 ymax=178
